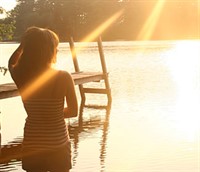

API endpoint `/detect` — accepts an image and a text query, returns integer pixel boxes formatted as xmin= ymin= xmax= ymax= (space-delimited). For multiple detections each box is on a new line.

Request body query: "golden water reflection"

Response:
xmin=105 ymin=40 xmax=200 ymax=171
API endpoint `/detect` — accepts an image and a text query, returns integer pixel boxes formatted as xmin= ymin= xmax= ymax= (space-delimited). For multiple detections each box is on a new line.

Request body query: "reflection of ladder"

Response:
xmin=69 ymin=37 xmax=112 ymax=107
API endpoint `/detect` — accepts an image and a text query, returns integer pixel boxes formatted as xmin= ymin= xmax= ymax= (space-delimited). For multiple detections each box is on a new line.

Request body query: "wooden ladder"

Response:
xmin=69 ymin=37 xmax=112 ymax=107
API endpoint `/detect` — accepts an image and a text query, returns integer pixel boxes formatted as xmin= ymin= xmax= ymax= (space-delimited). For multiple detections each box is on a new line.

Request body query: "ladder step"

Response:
xmin=84 ymin=105 xmax=108 ymax=109
xmin=83 ymin=88 xmax=110 ymax=94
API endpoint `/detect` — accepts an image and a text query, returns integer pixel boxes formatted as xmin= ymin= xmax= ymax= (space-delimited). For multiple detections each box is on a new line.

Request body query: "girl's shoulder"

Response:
xmin=54 ymin=70 xmax=74 ymax=96
xmin=56 ymin=70 xmax=73 ymax=85
xmin=57 ymin=70 xmax=72 ymax=79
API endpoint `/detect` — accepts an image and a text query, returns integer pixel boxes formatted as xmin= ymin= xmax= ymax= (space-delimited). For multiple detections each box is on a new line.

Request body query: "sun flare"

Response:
xmin=70 ymin=9 xmax=124 ymax=56
xmin=137 ymin=0 xmax=166 ymax=40
xmin=20 ymin=69 xmax=58 ymax=100
xmin=81 ymin=9 xmax=124 ymax=43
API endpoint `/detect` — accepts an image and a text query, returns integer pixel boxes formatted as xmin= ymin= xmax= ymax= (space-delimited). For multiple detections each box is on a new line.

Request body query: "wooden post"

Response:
xmin=69 ymin=37 xmax=86 ymax=105
xmin=97 ymin=37 xmax=112 ymax=104
xmin=69 ymin=37 xmax=80 ymax=72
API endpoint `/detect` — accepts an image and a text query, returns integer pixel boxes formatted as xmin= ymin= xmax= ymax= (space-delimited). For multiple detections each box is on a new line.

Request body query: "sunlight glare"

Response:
xmin=81 ymin=9 xmax=124 ymax=42
xmin=72 ymin=9 xmax=124 ymax=55
xmin=21 ymin=69 xmax=57 ymax=100
xmin=165 ymin=41 xmax=200 ymax=90
xmin=137 ymin=0 xmax=166 ymax=40
xmin=165 ymin=41 xmax=200 ymax=141
xmin=173 ymin=94 xmax=200 ymax=141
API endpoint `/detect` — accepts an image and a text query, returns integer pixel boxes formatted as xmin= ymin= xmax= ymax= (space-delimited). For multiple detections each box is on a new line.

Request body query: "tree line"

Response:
xmin=0 ymin=0 xmax=199 ymax=42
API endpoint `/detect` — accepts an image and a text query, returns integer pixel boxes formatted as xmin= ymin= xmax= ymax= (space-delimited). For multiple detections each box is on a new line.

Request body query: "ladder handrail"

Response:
xmin=97 ymin=37 xmax=108 ymax=75
xmin=68 ymin=36 xmax=112 ymax=107
xmin=69 ymin=37 xmax=80 ymax=72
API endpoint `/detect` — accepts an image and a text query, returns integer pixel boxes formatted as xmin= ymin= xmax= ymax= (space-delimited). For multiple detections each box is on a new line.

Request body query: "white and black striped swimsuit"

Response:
xmin=22 ymin=98 xmax=69 ymax=150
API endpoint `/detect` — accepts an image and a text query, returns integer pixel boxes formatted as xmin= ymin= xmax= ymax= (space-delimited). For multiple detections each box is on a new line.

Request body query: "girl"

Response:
xmin=8 ymin=26 xmax=78 ymax=172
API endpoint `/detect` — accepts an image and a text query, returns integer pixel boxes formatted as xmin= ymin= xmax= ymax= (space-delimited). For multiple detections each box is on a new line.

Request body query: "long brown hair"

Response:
xmin=15 ymin=27 xmax=59 ymax=86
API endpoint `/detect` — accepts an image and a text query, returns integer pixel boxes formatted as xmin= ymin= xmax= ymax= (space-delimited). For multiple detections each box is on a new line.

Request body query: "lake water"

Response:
xmin=0 ymin=40 xmax=200 ymax=172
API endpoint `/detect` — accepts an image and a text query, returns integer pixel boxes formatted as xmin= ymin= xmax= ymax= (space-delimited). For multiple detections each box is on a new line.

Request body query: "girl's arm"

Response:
xmin=63 ymin=72 xmax=78 ymax=118
xmin=8 ymin=43 xmax=23 ymax=71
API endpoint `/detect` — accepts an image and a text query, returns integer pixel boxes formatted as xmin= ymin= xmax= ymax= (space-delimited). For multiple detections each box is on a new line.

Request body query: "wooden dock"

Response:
xmin=0 ymin=37 xmax=112 ymax=106
xmin=0 ymin=72 xmax=105 ymax=99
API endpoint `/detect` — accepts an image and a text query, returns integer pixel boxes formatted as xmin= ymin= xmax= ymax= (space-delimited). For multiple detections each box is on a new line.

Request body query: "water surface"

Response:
xmin=0 ymin=40 xmax=200 ymax=171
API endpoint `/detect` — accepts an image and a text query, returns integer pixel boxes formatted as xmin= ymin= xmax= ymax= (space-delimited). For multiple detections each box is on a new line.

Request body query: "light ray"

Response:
xmin=137 ymin=0 xmax=166 ymax=40
xmin=82 ymin=9 xmax=124 ymax=42
xmin=21 ymin=69 xmax=57 ymax=100
xmin=72 ymin=9 xmax=124 ymax=55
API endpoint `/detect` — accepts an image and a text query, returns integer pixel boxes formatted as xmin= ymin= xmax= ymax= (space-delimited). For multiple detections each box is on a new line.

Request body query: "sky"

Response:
xmin=0 ymin=0 xmax=17 ymax=18
xmin=0 ymin=0 xmax=16 ymax=11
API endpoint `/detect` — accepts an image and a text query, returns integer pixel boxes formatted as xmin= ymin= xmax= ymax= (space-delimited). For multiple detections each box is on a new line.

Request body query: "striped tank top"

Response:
xmin=22 ymin=98 xmax=69 ymax=150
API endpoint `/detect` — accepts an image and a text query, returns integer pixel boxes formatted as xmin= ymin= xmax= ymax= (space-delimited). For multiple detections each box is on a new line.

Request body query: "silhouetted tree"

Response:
xmin=2 ymin=0 xmax=199 ymax=41
xmin=0 ymin=6 xmax=15 ymax=41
